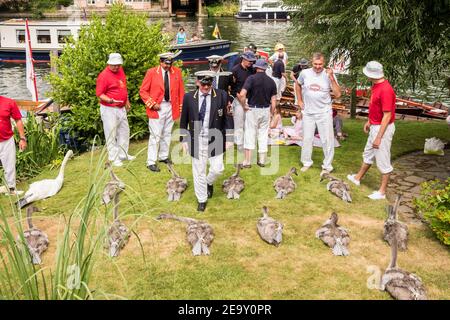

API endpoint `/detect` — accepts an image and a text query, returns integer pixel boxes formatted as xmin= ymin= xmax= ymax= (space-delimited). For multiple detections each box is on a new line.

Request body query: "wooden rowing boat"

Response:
xmin=15 ymin=99 xmax=53 ymax=113
xmin=15 ymin=98 xmax=70 ymax=116
xmin=279 ymin=84 xmax=346 ymax=117
xmin=280 ymin=84 xmax=448 ymax=120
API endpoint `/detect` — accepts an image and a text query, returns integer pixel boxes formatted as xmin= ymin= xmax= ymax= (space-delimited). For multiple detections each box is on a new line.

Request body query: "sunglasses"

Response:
xmin=200 ymin=82 xmax=212 ymax=87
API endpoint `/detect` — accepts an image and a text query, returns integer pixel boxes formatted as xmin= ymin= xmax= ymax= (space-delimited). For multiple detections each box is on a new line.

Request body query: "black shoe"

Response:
xmin=159 ymin=159 xmax=172 ymax=164
xmin=207 ymin=184 xmax=214 ymax=198
xmin=147 ymin=164 xmax=160 ymax=172
xmin=257 ymin=162 xmax=265 ymax=167
xmin=197 ymin=202 xmax=207 ymax=212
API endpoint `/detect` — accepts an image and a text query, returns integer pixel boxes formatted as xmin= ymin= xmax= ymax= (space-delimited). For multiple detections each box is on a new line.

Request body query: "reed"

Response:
xmin=0 ymin=141 xmax=115 ymax=300
xmin=14 ymin=113 xmax=64 ymax=180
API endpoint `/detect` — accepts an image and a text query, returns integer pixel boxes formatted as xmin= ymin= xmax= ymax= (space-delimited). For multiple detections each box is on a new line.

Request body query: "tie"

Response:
xmin=212 ymin=76 xmax=217 ymax=89
xmin=199 ymin=94 xmax=208 ymax=125
xmin=164 ymin=71 xmax=170 ymax=102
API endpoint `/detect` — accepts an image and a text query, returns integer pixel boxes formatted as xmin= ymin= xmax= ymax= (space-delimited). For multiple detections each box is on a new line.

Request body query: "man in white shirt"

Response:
xmin=295 ymin=52 xmax=341 ymax=174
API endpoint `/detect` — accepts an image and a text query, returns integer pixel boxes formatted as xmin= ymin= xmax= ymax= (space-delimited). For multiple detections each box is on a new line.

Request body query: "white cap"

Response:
xmin=107 ymin=53 xmax=123 ymax=65
xmin=206 ymin=55 xmax=223 ymax=61
xmin=158 ymin=50 xmax=182 ymax=61
xmin=363 ymin=61 xmax=384 ymax=79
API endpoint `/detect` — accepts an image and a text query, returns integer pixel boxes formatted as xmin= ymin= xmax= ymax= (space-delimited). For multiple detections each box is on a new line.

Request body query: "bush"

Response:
xmin=13 ymin=114 xmax=64 ymax=180
xmin=414 ymin=178 xmax=450 ymax=246
xmin=206 ymin=1 xmax=239 ymax=17
xmin=48 ymin=3 xmax=170 ymax=144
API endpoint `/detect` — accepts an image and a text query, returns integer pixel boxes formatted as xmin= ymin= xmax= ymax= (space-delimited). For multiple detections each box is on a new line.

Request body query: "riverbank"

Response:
xmin=0 ymin=8 xmax=170 ymax=20
xmin=206 ymin=1 xmax=239 ymax=17
xmin=0 ymin=2 xmax=238 ymax=20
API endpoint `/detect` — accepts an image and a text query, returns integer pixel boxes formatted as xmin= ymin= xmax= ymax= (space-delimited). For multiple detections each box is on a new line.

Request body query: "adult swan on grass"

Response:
xmin=18 ymin=150 xmax=74 ymax=209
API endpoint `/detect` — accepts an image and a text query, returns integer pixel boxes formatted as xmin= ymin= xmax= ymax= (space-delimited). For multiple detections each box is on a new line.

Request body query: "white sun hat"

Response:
xmin=363 ymin=61 xmax=384 ymax=79
xmin=107 ymin=53 xmax=123 ymax=65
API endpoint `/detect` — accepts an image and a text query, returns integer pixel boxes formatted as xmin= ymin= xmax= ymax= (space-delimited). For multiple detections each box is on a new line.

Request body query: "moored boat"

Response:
xmin=235 ymin=0 xmax=298 ymax=20
xmin=0 ymin=19 xmax=231 ymax=64
xmin=0 ymin=19 xmax=86 ymax=63
xmin=169 ymin=39 xmax=231 ymax=64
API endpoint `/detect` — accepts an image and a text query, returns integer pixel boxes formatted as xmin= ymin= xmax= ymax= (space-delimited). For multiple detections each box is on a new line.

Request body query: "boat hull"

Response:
xmin=1 ymin=40 xmax=232 ymax=64
xmin=170 ymin=39 xmax=231 ymax=63
xmin=0 ymin=48 xmax=55 ymax=63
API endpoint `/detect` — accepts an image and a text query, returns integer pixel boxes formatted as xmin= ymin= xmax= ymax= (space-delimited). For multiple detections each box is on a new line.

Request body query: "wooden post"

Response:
xmin=168 ymin=0 xmax=172 ymax=15
xmin=350 ymin=86 xmax=357 ymax=119
xmin=50 ymin=50 xmax=60 ymax=113
xmin=198 ymin=0 xmax=202 ymax=16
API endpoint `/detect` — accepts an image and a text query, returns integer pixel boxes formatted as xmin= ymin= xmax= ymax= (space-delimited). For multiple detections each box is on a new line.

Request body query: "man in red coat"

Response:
xmin=140 ymin=52 xmax=185 ymax=172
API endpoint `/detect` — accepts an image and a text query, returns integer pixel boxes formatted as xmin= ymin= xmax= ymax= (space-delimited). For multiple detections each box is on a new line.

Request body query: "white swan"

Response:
xmin=18 ymin=150 xmax=74 ymax=208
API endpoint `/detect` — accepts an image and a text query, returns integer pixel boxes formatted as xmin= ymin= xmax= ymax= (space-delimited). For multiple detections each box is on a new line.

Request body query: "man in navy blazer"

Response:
xmin=180 ymin=71 xmax=234 ymax=212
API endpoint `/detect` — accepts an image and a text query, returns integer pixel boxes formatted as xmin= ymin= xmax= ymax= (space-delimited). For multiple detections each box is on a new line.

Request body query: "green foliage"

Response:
xmin=48 ymin=3 xmax=170 ymax=143
xmin=13 ymin=114 xmax=64 ymax=180
xmin=414 ymin=178 xmax=450 ymax=246
xmin=0 ymin=0 xmax=72 ymax=17
xmin=285 ymin=0 xmax=450 ymax=92
xmin=206 ymin=1 xmax=239 ymax=17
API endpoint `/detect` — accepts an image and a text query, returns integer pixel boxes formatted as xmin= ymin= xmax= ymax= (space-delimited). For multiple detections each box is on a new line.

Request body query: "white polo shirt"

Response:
xmin=297 ymin=68 xmax=338 ymax=115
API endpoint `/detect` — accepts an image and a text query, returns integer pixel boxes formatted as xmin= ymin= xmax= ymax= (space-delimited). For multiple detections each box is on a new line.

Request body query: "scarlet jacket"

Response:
xmin=139 ymin=65 xmax=185 ymax=119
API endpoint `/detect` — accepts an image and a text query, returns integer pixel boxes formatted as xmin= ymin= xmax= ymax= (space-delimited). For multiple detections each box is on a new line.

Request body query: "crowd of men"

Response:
xmin=0 ymin=45 xmax=398 ymax=211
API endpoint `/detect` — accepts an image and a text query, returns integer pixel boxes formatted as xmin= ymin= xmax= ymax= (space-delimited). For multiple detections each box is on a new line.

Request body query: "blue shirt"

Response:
xmin=176 ymin=32 xmax=186 ymax=44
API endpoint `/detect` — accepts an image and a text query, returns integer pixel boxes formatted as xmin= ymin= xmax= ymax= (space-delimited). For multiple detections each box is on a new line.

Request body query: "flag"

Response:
xmin=25 ymin=19 xmax=38 ymax=102
xmin=212 ymin=23 xmax=221 ymax=39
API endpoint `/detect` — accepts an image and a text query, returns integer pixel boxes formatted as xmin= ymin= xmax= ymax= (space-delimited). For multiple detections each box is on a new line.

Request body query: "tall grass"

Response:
xmin=14 ymin=113 xmax=64 ymax=179
xmin=0 ymin=143 xmax=114 ymax=300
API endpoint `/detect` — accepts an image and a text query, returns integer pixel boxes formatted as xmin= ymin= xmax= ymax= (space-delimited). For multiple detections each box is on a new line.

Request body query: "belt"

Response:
xmin=249 ymin=104 xmax=270 ymax=108
xmin=100 ymin=103 xmax=124 ymax=109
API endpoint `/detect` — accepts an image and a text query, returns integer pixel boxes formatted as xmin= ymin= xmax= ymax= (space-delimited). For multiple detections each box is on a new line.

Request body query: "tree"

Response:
xmin=48 ymin=4 xmax=170 ymax=143
xmin=285 ymin=0 xmax=450 ymax=117
xmin=0 ymin=0 xmax=72 ymax=15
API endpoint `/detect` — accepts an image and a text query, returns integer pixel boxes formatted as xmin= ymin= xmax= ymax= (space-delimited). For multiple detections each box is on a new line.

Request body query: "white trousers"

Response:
xmin=273 ymin=77 xmax=283 ymax=100
xmin=301 ymin=111 xmax=335 ymax=171
xmin=100 ymin=105 xmax=130 ymax=161
xmin=244 ymin=107 xmax=270 ymax=153
xmin=147 ymin=101 xmax=174 ymax=165
xmin=363 ymin=123 xmax=395 ymax=174
xmin=192 ymin=136 xmax=224 ymax=203
xmin=232 ymin=99 xmax=246 ymax=148
xmin=0 ymin=137 xmax=17 ymax=189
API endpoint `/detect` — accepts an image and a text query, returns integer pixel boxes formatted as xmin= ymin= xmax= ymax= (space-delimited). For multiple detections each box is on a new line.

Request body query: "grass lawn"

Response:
xmin=1 ymin=118 xmax=449 ymax=299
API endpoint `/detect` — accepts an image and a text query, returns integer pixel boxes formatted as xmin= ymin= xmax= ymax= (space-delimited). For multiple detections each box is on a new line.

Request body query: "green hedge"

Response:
xmin=206 ymin=1 xmax=239 ymax=17
xmin=414 ymin=178 xmax=450 ymax=246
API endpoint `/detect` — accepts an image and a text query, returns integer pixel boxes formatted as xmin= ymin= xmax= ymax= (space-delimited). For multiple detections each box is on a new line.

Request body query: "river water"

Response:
xmin=0 ymin=17 xmax=449 ymax=105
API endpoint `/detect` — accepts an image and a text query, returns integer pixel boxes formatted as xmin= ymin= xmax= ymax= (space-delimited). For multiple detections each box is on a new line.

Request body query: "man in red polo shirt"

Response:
xmin=96 ymin=53 xmax=134 ymax=167
xmin=139 ymin=52 xmax=185 ymax=172
xmin=0 ymin=95 xmax=27 ymax=195
xmin=347 ymin=61 xmax=396 ymax=200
